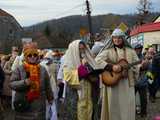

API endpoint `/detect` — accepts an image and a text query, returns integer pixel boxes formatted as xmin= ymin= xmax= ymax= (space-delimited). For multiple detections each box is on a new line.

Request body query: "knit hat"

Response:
xmin=111 ymin=28 xmax=125 ymax=37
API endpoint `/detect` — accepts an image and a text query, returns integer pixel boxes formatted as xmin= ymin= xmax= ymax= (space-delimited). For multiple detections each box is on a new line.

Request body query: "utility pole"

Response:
xmin=86 ymin=0 xmax=94 ymax=47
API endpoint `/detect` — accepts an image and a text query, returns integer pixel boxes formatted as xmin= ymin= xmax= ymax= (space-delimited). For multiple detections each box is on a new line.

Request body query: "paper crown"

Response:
xmin=23 ymin=42 xmax=38 ymax=56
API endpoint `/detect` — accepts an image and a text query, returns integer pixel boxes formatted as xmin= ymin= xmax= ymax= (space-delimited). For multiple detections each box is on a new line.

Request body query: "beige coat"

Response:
xmin=3 ymin=59 xmax=13 ymax=96
xmin=45 ymin=62 xmax=58 ymax=99
xmin=95 ymin=47 xmax=139 ymax=120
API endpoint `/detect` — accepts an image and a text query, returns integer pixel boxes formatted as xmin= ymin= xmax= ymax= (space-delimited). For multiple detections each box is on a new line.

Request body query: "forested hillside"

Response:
xmin=24 ymin=12 xmax=159 ymax=48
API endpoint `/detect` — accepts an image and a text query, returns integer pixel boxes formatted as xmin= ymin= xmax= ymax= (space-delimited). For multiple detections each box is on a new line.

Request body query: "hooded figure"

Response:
xmin=63 ymin=40 xmax=100 ymax=120
xmin=95 ymin=28 xmax=139 ymax=120
xmin=91 ymin=33 xmax=105 ymax=56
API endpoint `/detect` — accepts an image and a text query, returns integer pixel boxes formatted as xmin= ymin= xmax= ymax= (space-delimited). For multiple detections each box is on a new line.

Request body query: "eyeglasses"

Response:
xmin=27 ymin=53 xmax=38 ymax=58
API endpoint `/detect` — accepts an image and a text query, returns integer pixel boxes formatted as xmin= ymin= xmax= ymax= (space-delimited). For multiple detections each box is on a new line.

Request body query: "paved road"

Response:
xmin=3 ymin=109 xmax=14 ymax=120
xmin=2 ymin=93 xmax=160 ymax=120
xmin=136 ymin=92 xmax=160 ymax=120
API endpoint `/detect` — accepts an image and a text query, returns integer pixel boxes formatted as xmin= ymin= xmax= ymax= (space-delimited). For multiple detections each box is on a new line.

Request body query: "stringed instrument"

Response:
xmin=101 ymin=59 xmax=142 ymax=86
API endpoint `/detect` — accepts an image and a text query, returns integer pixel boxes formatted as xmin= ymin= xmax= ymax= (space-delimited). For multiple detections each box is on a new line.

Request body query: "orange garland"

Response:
xmin=24 ymin=62 xmax=41 ymax=102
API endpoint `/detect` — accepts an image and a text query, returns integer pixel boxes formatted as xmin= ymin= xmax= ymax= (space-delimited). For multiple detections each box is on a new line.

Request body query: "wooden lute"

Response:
xmin=101 ymin=59 xmax=142 ymax=86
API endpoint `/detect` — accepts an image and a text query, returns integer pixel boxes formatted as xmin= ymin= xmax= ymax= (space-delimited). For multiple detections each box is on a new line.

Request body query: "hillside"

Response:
xmin=24 ymin=13 xmax=159 ymax=48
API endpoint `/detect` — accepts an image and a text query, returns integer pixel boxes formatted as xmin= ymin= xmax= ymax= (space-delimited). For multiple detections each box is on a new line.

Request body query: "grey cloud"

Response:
xmin=1 ymin=0 xmax=159 ymax=26
xmin=0 ymin=3 xmax=29 ymax=9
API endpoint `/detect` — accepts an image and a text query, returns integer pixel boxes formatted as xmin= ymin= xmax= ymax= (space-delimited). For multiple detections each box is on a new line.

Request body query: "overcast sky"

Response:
xmin=0 ymin=0 xmax=159 ymax=26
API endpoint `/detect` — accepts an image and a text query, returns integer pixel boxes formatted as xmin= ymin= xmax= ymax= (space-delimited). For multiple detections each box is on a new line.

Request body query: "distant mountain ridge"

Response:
xmin=24 ymin=12 xmax=159 ymax=48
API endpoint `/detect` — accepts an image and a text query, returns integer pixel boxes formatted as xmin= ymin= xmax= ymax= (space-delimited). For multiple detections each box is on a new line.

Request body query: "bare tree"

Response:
xmin=137 ymin=0 xmax=152 ymax=24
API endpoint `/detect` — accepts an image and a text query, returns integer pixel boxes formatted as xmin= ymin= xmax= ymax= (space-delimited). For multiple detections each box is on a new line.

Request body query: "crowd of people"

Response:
xmin=0 ymin=28 xmax=160 ymax=120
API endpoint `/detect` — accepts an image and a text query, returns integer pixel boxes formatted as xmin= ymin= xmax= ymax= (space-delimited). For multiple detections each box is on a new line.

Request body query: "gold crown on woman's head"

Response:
xmin=23 ymin=42 xmax=39 ymax=57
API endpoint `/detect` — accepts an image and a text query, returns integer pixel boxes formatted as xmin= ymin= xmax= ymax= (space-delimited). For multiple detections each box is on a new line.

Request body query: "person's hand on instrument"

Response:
xmin=112 ymin=65 xmax=122 ymax=73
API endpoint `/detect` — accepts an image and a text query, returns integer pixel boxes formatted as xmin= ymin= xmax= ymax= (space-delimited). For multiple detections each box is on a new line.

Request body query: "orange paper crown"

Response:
xmin=23 ymin=42 xmax=38 ymax=56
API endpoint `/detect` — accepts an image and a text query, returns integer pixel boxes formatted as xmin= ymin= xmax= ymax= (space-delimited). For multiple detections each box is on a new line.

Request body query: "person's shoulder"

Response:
xmin=12 ymin=64 xmax=24 ymax=73
xmin=125 ymin=47 xmax=135 ymax=52
xmin=4 ymin=60 xmax=10 ymax=65
xmin=13 ymin=56 xmax=22 ymax=63
xmin=39 ymin=64 xmax=48 ymax=73
xmin=40 ymin=64 xmax=46 ymax=69
xmin=15 ymin=56 xmax=21 ymax=60
xmin=125 ymin=47 xmax=133 ymax=50
xmin=105 ymin=47 xmax=114 ymax=51
xmin=100 ymin=48 xmax=114 ymax=54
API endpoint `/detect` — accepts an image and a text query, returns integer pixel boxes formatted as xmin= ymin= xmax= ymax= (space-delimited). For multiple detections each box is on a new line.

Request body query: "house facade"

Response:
xmin=130 ymin=16 xmax=160 ymax=51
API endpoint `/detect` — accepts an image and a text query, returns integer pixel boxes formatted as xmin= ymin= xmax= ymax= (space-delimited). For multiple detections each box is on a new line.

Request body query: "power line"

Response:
xmin=54 ymin=3 xmax=85 ymax=18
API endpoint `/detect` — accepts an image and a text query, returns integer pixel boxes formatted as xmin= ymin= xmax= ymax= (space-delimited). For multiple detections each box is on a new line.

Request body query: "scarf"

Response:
xmin=63 ymin=40 xmax=101 ymax=70
xmin=24 ymin=62 xmax=41 ymax=102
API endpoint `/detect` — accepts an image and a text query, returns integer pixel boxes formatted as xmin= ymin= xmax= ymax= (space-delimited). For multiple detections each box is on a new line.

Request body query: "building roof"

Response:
xmin=0 ymin=9 xmax=12 ymax=17
xmin=152 ymin=15 xmax=160 ymax=23
xmin=0 ymin=9 xmax=23 ymax=30
xmin=130 ymin=21 xmax=160 ymax=36
xmin=154 ymin=16 xmax=160 ymax=23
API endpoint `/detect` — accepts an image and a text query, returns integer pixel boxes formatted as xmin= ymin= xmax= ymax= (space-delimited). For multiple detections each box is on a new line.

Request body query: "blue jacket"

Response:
xmin=136 ymin=53 xmax=148 ymax=87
